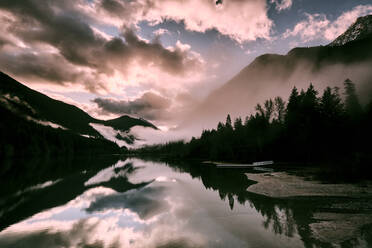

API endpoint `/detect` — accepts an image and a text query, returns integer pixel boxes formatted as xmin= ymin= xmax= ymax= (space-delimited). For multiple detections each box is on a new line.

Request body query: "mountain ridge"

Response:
xmin=329 ymin=14 xmax=372 ymax=46
xmin=186 ymin=15 xmax=372 ymax=128
xmin=0 ymin=72 xmax=157 ymax=144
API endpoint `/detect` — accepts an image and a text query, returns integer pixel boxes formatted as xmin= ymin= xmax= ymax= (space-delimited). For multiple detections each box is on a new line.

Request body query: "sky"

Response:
xmin=1 ymin=0 xmax=372 ymax=131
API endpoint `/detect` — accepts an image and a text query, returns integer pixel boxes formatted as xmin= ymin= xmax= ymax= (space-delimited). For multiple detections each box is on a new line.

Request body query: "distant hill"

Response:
xmin=187 ymin=15 xmax=372 ymax=128
xmin=103 ymin=115 xmax=157 ymax=132
xmin=0 ymin=72 xmax=157 ymax=141
xmin=0 ymin=72 xmax=100 ymax=136
xmin=0 ymin=103 xmax=121 ymax=161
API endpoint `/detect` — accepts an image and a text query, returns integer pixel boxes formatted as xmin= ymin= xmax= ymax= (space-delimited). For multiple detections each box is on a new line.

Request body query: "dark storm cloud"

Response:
xmin=93 ymin=92 xmax=171 ymax=120
xmin=101 ymin=29 xmax=198 ymax=76
xmin=0 ymin=39 xmax=6 ymax=48
xmin=0 ymin=52 xmax=81 ymax=84
xmin=100 ymin=0 xmax=130 ymax=17
xmin=0 ymin=0 xmax=201 ymax=91
xmin=0 ymin=50 xmax=112 ymax=92
xmin=121 ymin=29 xmax=194 ymax=75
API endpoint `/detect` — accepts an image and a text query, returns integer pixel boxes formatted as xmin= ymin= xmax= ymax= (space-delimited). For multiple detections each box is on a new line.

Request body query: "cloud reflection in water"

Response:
xmin=0 ymin=158 xmax=307 ymax=248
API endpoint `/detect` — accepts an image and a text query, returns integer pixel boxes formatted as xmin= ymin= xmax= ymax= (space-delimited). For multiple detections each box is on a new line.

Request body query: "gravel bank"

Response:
xmin=245 ymin=172 xmax=372 ymax=198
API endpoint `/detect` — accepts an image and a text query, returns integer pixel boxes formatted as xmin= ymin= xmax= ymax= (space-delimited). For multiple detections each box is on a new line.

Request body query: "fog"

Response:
xmin=129 ymin=126 xmax=196 ymax=147
xmin=181 ymin=59 xmax=372 ymax=129
xmin=130 ymin=57 xmax=372 ymax=146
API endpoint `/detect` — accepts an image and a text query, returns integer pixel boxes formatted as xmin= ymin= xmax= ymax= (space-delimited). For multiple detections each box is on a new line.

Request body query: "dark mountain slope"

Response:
xmin=329 ymin=14 xmax=372 ymax=46
xmin=0 ymin=72 xmax=157 ymax=137
xmin=0 ymin=103 xmax=120 ymax=162
xmin=0 ymin=72 xmax=99 ymax=136
xmin=221 ymin=30 xmax=372 ymax=92
xmin=103 ymin=115 xmax=157 ymax=132
xmin=188 ymin=16 xmax=372 ymax=128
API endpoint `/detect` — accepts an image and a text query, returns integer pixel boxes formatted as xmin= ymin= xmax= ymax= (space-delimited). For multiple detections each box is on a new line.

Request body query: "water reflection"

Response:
xmin=0 ymin=158 xmax=371 ymax=247
xmin=86 ymin=186 xmax=169 ymax=220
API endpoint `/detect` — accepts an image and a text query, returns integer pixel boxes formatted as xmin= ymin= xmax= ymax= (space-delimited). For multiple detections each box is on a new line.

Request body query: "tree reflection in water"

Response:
xmin=163 ymin=159 xmax=372 ymax=248
xmin=0 ymin=158 xmax=371 ymax=248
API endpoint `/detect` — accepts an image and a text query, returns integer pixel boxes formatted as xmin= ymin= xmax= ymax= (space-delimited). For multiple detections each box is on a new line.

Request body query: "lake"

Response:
xmin=0 ymin=157 xmax=371 ymax=247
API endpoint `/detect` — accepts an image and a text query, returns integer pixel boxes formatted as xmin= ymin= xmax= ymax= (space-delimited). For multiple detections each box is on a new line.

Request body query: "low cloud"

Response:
xmin=93 ymin=92 xmax=172 ymax=121
xmin=92 ymin=90 xmax=201 ymax=125
xmin=129 ymin=126 xmax=199 ymax=147
xmin=284 ymin=5 xmax=372 ymax=43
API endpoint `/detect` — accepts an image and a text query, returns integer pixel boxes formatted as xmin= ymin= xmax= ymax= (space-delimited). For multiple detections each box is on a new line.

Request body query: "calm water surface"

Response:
xmin=0 ymin=157 xmax=371 ymax=247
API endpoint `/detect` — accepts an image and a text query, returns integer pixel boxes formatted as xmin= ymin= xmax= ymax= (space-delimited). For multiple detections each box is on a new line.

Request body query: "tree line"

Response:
xmin=135 ymin=79 xmax=372 ymax=179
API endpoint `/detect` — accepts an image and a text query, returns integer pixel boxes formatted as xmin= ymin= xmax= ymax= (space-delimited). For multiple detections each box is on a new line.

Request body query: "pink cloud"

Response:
xmin=153 ymin=28 xmax=171 ymax=37
xmin=0 ymin=1 xmax=206 ymax=95
xmin=92 ymin=0 xmax=274 ymax=43
xmin=284 ymin=5 xmax=372 ymax=43
xmin=270 ymin=0 xmax=292 ymax=12
xmin=324 ymin=5 xmax=372 ymax=40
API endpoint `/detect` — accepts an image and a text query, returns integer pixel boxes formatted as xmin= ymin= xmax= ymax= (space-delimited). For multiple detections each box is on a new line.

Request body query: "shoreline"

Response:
xmin=245 ymin=171 xmax=372 ymax=245
xmin=245 ymin=171 xmax=372 ymax=198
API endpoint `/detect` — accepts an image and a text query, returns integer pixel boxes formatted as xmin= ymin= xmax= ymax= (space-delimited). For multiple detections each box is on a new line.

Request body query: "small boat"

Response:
xmin=216 ymin=161 xmax=274 ymax=168
xmin=252 ymin=161 xmax=274 ymax=166
xmin=253 ymin=167 xmax=274 ymax=172
xmin=216 ymin=163 xmax=254 ymax=168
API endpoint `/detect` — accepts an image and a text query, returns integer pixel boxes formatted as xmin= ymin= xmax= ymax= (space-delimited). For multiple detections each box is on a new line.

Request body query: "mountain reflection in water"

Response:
xmin=0 ymin=157 xmax=371 ymax=248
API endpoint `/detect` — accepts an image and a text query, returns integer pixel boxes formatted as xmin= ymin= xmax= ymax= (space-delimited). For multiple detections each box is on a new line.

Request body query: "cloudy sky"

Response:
xmin=1 ymin=0 xmax=372 ymax=128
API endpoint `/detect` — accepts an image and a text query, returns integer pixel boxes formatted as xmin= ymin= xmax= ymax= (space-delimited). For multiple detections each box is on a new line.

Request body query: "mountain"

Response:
xmin=187 ymin=15 xmax=372 ymax=128
xmin=0 ymin=71 xmax=157 ymax=142
xmin=329 ymin=15 xmax=372 ymax=46
xmin=103 ymin=115 xmax=157 ymax=132
xmin=0 ymin=103 xmax=120 ymax=161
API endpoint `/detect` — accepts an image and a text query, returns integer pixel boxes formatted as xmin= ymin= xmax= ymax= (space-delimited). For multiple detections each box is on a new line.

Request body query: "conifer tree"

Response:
xmin=344 ymin=79 xmax=362 ymax=119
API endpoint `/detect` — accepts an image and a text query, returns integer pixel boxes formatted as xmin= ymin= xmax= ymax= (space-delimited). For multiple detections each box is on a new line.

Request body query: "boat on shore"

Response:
xmin=212 ymin=161 xmax=274 ymax=168
xmin=253 ymin=167 xmax=274 ymax=172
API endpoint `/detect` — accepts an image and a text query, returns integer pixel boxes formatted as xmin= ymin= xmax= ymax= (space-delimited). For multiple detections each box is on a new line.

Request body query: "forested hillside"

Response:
xmin=136 ymin=79 xmax=372 ymax=179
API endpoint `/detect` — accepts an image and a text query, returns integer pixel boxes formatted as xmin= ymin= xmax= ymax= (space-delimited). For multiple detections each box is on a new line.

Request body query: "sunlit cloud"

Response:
xmin=91 ymin=0 xmax=274 ymax=43
xmin=270 ymin=0 xmax=292 ymax=12
xmin=153 ymin=28 xmax=171 ymax=37
xmin=0 ymin=0 xmax=204 ymax=96
xmin=283 ymin=5 xmax=372 ymax=43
